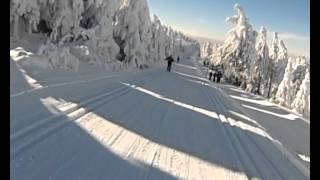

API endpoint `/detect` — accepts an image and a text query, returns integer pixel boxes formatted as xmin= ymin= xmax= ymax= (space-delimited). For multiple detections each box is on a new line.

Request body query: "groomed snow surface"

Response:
xmin=11 ymin=55 xmax=309 ymax=179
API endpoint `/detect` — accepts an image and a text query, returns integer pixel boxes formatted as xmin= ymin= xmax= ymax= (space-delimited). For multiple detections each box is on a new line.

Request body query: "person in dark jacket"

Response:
xmin=177 ymin=56 xmax=180 ymax=63
xmin=217 ymin=71 xmax=222 ymax=83
xmin=213 ymin=71 xmax=217 ymax=82
xmin=165 ymin=55 xmax=174 ymax=72
xmin=209 ymin=70 xmax=213 ymax=80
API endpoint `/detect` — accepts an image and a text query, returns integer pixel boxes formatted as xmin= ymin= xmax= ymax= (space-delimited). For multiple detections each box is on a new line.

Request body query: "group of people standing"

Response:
xmin=164 ymin=55 xmax=223 ymax=84
xmin=209 ymin=69 xmax=223 ymax=83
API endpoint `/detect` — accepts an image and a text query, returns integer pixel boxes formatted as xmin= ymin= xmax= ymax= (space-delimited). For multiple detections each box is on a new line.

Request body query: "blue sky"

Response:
xmin=148 ymin=0 xmax=310 ymax=57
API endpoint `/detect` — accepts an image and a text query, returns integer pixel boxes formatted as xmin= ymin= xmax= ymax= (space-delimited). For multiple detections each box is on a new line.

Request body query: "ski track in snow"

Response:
xmin=11 ymin=59 xmax=309 ymax=180
xmin=10 ymin=73 xmax=120 ymax=98
xmin=195 ymin=60 xmax=309 ymax=178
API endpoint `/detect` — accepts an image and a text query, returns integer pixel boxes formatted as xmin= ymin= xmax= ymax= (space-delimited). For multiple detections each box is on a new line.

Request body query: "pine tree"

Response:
xmin=292 ymin=68 xmax=310 ymax=116
xmin=254 ymin=26 xmax=270 ymax=95
xmin=267 ymin=32 xmax=279 ymax=98
xmin=218 ymin=4 xmax=258 ymax=89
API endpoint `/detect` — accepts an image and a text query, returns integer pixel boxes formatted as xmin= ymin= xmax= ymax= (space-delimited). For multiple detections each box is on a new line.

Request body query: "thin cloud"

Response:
xmin=289 ymin=48 xmax=310 ymax=58
xmin=264 ymin=30 xmax=310 ymax=57
xmin=279 ymin=33 xmax=309 ymax=41
xmin=265 ymin=30 xmax=309 ymax=42
xmin=196 ymin=18 xmax=208 ymax=24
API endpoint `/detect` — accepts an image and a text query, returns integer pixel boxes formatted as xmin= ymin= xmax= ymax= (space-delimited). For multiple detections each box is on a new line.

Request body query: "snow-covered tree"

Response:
xmin=264 ymin=31 xmax=275 ymax=98
xmin=275 ymin=57 xmax=294 ymax=107
xmin=10 ymin=0 xmax=40 ymax=38
xmin=194 ymin=3 xmax=309 ymax=116
xmin=254 ymin=26 xmax=270 ymax=95
xmin=200 ymin=41 xmax=208 ymax=58
xmin=269 ymin=32 xmax=279 ymax=61
xmin=150 ymin=15 xmax=162 ymax=62
xmin=78 ymin=0 xmax=121 ymax=69
xmin=267 ymin=32 xmax=289 ymax=98
xmin=10 ymin=0 xmax=199 ymax=71
xmin=276 ymin=40 xmax=289 ymax=82
xmin=275 ymin=56 xmax=309 ymax=108
xmin=271 ymin=39 xmax=288 ymax=96
xmin=217 ymin=4 xmax=258 ymax=90
xmin=291 ymin=68 xmax=310 ymax=116
xmin=164 ymin=26 xmax=174 ymax=57
xmin=202 ymin=41 xmax=213 ymax=58
xmin=113 ymin=1 xmax=193 ymax=68
xmin=113 ymin=0 xmax=152 ymax=68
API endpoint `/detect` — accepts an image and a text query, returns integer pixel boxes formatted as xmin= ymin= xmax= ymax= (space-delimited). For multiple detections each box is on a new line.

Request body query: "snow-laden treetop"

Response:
xmin=226 ymin=4 xmax=247 ymax=26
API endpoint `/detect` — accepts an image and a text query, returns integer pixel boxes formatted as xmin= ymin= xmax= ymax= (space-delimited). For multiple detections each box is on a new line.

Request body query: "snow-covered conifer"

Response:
xmin=217 ymin=4 xmax=258 ymax=89
xmin=292 ymin=68 xmax=310 ymax=116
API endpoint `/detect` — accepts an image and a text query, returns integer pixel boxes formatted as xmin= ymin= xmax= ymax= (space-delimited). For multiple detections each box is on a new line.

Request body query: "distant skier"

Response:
xmin=209 ymin=66 xmax=214 ymax=81
xmin=213 ymin=71 xmax=217 ymax=82
xmin=177 ymin=56 xmax=180 ymax=63
xmin=235 ymin=77 xmax=239 ymax=86
xmin=165 ymin=55 xmax=174 ymax=72
xmin=217 ymin=71 xmax=223 ymax=83
xmin=209 ymin=70 xmax=213 ymax=80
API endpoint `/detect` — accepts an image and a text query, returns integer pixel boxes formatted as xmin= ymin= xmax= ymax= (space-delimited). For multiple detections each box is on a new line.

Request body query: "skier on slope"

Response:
xmin=164 ymin=55 xmax=174 ymax=72
xmin=209 ymin=66 xmax=214 ymax=80
xmin=213 ymin=71 xmax=217 ymax=82
xmin=217 ymin=71 xmax=223 ymax=83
